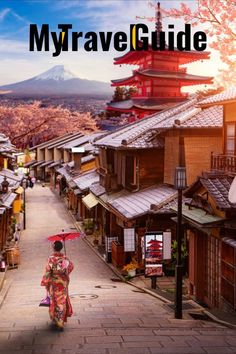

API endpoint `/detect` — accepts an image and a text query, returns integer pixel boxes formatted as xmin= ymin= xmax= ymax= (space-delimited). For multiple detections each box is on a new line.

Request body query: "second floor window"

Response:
xmin=226 ymin=123 xmax=235 ymax=155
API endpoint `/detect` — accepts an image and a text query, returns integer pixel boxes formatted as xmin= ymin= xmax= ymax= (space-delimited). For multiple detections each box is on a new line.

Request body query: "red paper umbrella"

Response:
xmin=47 ymin=231 xmax=82 ymax=254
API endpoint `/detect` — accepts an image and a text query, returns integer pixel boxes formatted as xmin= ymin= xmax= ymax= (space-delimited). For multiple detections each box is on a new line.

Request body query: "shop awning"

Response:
xmin=47 ymin=160 xmax=62 ymax=168
xmin=82 ymin=193 xmax=99 ymax=209
xmin=1 ymin=193 xmax=17 ymax=208
xmin=39 ymin=160 xmax=54 ymax=168
xmin=15 ymin=186 xmax=23 ymax=194
xmin=31 ymin=160 xmax=45 ymax=167
xmin=171 ymin=204 xmax=224 ymax=227
xmin=1 ymin=153 xmax=15 ymax=159
xmin=24 ymin=160 xmax=37 ymax=168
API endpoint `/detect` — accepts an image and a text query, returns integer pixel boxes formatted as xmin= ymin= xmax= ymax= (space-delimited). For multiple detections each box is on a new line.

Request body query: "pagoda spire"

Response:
xmin=155 ymin=2 xmax=163 ymax=47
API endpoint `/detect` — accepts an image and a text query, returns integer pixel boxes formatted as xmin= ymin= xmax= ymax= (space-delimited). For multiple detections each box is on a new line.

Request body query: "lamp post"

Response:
xmin=22 ymin=178 xmax=27 ymax=230
xmin=174 ymin=167 xmax=187 ymax=319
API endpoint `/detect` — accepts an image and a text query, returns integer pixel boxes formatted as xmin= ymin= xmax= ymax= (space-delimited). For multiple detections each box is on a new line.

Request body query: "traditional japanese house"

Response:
xmin=53 ymin=132 xmax=103 ymax=198
xmin=0 ymin=134 xmax=23 ymax=253
xmin=199 ymin=87 xmax=236 ymax=174
xmin=180 ymin=86 xmax=236 ymax=311
xmin=27 ymin=132 xmax=84 ymax=180
xmin=182 ymin=172 xmax=236 ymax=310
xmin=107 ymin=3 xmax=213 ymax=119
xmin=92 ymin=97 xmax=223 ymax=266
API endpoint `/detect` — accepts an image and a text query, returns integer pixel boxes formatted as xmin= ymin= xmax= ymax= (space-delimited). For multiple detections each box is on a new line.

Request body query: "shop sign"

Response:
xmin=144 ymin=231 xmax=171 ymax=277
xmin=124 ymin=228 xmax=135 ymax=252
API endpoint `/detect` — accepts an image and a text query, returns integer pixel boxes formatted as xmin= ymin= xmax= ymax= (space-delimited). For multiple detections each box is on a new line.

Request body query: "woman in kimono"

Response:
xmin=41 ymin=241 xmax=74 ymax=329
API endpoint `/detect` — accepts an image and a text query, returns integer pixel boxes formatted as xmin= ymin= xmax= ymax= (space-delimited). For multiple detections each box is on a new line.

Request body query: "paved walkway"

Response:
xmin=0 ymin=185 xmax=236 ymax=354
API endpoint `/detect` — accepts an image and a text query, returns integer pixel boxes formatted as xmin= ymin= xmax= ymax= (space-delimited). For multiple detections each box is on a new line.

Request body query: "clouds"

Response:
xmin=0 ymin=0 xmax=223 ymax=88
xmin=0 ymin=8 xmax=10 ymax=21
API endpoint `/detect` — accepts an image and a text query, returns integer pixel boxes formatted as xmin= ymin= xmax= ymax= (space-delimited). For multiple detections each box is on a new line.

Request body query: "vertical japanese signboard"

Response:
xmin=144 ymin=231 xmax=171 ymax=277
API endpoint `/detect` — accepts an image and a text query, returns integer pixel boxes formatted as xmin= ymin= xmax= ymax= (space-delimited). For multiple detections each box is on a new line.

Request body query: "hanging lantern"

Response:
xmin=1 ymin=176 xmax=9 ymax=193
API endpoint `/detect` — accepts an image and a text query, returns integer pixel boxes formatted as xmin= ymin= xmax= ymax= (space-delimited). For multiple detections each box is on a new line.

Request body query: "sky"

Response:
xmin=0 ymin=0 xmax=222 ymax=89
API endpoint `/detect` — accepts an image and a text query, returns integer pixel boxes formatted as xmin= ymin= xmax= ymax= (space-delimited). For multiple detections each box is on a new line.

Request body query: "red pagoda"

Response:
xmin=107 ymin=2 xmax=213 ymax=119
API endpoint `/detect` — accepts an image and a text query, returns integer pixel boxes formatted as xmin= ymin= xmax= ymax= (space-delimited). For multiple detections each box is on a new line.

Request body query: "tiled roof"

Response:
xmin=138 ymin=69 xmax=212 ymax=81
xmin=108 ymin=185 xmax=177 ymax=220
xmin=24 ymin=160 xmax=37 ymax=168
xmin=171 ymin=203 xmax=224 ymax=226
xmin=0 ymin=169 xmax=23 ymax=182
xmin=0 ymin=169 xmax=22 ymax=192
xmin=95 ymin=99 xmax=196 ymax=148
xmin=56 ymin=166 xmax=71 ymax=181
xmin=152 ymin=197 xmax=191 ymax=214
xmin=29 ymin=133 xmax=74 ymax=151
xmin=112 ymin=69 xmax=212 ymax=84
xmin=47 ymin=160 xmax=62 ymax=168
xmin=61 ymin=133 xmax=104 ymax=150
xmin=31 ymin=160 xmax=45 ymax=167
xmin=107 ymin=98 xmax=183 ymax=111
xmin=185 ymin=174 xmax=236 ymax=210
xmin=39 ymin=160 xmax=54 ymax=167
xmin=200 ymin=176 xmax=236 ymax=210
xmin=0 ymin=192 xmax=17 ymax=208
xmin=47 ymin=133 xmax=84 ymax=150
xmin=0 ymin=134 xmax=16 ymax=154
xmin=73 ymin=170 xmax=99 ymax=191
xmin=180 ymin=105 xmax=223 ymax=128
xmin=152 ymin=107 xmax=201 ymax=129
xmin=89 ymin=183 xmax=106 ymax=197
xmin=199 ymin=87 xmax=236 ymax=106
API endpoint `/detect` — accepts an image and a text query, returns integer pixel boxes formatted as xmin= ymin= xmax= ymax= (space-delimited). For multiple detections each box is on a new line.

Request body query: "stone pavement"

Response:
xmin=0 ymin=185 xmax=236 ymax=354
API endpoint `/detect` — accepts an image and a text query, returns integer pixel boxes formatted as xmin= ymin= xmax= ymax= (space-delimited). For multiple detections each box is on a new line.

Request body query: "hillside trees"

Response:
xmin=0 ymin=101 xmax=98 ymax=148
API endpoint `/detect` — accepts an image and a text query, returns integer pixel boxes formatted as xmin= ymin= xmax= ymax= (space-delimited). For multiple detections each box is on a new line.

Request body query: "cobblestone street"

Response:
xmin=0 ymin=185 xmax=235 ymax=354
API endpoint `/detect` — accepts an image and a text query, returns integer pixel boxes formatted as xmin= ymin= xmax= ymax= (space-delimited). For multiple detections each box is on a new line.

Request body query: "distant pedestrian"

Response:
xmin=28 ymin=176 xmax=33 ymax=188
xmin=31 ymin=176 xmax=36 ymax=187
xmin=41 ymin=241 xmax=74 ymax=330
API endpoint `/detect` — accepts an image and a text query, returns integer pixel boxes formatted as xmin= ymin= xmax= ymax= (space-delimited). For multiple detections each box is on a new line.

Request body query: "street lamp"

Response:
xmin=22 ymin=178 xmax=27 ymax=230
xmin=174 ymin=167 xmax=187 ymax=319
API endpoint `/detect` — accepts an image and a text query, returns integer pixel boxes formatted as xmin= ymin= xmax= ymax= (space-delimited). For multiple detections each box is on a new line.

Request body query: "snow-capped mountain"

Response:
xmin=0 ymin=65 xmax=112 ymax=96
xmin=35 ymin=65 xmax=77 ymax=81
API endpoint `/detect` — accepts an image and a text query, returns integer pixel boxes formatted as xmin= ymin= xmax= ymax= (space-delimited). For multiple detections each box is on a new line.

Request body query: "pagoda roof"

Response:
xmin=107 ymin=98 xmax=183 ymax=112
xmin=114 ymin=47 xmax=211 ymax=65
xmin=111 ymin=69 xmax=213 ymax=87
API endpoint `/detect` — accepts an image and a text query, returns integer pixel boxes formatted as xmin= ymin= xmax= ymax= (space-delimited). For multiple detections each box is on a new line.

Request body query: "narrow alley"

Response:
xmin=0 ymin=185 xmax=235 ymax=354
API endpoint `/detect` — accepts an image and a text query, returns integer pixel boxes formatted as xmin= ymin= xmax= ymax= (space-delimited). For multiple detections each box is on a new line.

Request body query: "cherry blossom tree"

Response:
xmin=0 ymin=101 xmax=98 ymax=148
xmin=149 ymin=0 xmax=236 ymax=87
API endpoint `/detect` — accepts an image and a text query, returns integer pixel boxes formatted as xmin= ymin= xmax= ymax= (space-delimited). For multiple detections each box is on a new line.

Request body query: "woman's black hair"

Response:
xmin=53 ymin=240 xmax=63 ymax=252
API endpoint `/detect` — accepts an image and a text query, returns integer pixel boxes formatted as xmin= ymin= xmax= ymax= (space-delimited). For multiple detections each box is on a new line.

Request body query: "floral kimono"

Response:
xmin=41 ymin=252 xmax=74 ymax=328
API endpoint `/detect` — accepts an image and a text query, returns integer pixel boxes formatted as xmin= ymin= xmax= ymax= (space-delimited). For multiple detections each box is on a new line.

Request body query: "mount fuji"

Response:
xmin=0 ymin=65 xmax=112 ymax=96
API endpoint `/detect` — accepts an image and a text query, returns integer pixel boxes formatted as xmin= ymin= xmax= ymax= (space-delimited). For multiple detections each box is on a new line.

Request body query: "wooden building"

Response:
xmin=183 ymin=172 xmax=236 ymax=310
xmin=181 ymin=86 xmax=236 ymax=311
xmin=92 ymin=97 xmax=223 ymax=266
xmin=0 ymin=134 xmax=23 ymax=254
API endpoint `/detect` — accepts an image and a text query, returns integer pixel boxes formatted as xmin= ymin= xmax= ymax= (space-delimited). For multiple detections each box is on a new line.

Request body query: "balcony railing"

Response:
xmin=211 ymin=153 xmax=236 ymax=174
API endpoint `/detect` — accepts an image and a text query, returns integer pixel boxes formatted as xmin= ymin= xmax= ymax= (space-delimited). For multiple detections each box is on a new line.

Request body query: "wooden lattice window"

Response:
xmin=225 ymin=123 xmax=235 ymax=155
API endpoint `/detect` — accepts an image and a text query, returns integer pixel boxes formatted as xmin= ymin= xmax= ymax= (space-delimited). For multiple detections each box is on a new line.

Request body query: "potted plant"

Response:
xmin=123 ymin=258 xmax=138 ymax=277
xmin=83 ymin=218 xmax=94 ymax=235
xmin=163 ymin=240 xmax=188 ymax=276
